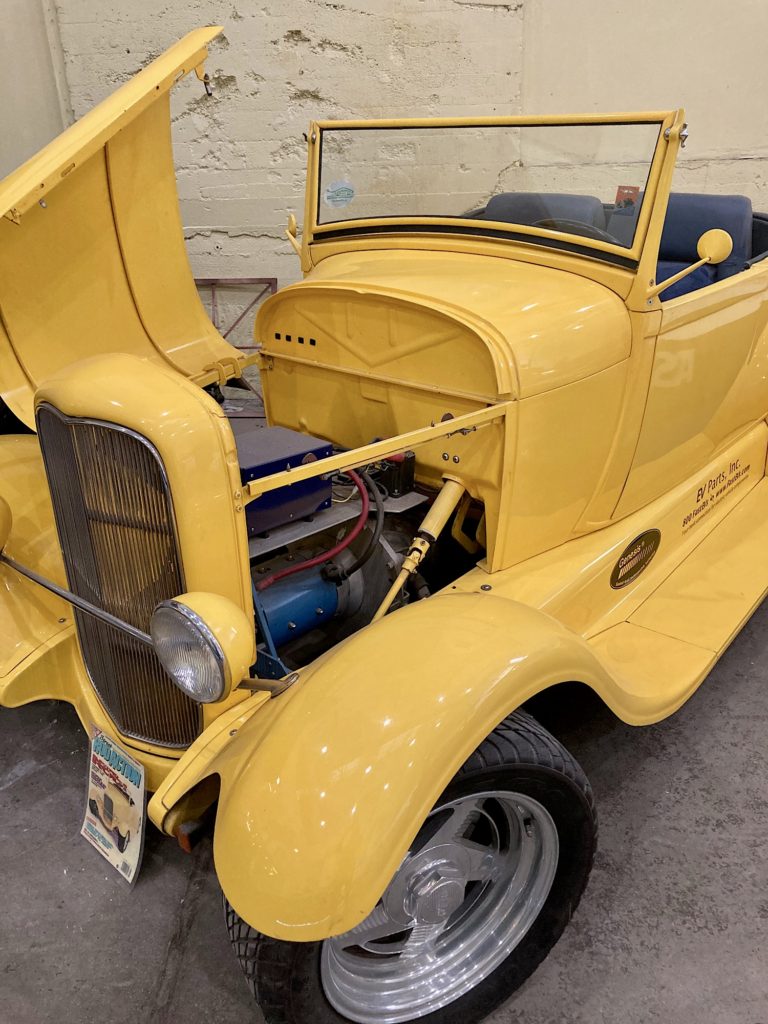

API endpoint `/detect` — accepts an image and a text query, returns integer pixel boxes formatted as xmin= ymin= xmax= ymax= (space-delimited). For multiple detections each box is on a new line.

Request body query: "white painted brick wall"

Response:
xmin=55 ymin=0 xmax=523 ymax=291
xmin=51 ymin=0 xmax=768 ymax=302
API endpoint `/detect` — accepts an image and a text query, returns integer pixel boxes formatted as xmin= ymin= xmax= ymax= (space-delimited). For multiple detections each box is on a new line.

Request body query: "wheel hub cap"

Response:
xmin=384 ymin=842 xmax=483 ymax=925
xmin=407 ymin=871 xmax=465 ymax=924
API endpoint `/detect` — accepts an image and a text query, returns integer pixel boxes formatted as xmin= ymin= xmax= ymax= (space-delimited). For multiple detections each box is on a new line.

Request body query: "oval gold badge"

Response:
xmin=610 ymin=529 xmax=661 ymax=589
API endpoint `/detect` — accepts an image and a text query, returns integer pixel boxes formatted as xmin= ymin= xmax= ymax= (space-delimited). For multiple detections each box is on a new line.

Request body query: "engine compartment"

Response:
xmin=225 ymin=391 xmax=485 ymax=676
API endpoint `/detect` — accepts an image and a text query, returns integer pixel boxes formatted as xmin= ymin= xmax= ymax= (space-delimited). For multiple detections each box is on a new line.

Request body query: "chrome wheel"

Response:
xmin=321 ymin=790 xmax=559 ymax=1024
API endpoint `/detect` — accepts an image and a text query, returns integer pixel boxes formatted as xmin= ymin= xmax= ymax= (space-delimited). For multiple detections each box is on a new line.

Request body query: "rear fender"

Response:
xmin=150 ymin=593 xmax=619 ymax=941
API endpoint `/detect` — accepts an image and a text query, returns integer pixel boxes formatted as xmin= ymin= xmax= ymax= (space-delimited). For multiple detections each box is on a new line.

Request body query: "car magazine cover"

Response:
xmin=81 ymin=729 xmax=145 ymax=884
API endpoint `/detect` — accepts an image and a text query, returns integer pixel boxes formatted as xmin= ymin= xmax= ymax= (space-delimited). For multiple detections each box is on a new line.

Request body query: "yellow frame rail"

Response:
xmin=243 ymin=403 xmax=510 ymax=503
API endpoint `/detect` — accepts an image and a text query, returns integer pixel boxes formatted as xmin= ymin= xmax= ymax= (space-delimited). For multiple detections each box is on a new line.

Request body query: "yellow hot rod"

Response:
xmin=2 ymin=26 xmax=767 ymax=1024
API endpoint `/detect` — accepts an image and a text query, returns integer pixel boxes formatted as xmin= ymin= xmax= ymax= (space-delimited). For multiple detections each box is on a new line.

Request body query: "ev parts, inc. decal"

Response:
xmin=681 ymin=457 xmax=751 ymax=534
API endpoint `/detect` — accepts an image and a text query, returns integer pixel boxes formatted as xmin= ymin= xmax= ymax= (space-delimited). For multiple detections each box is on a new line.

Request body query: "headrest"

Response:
xmin=483 ymin=192 xmax=606 ymax=231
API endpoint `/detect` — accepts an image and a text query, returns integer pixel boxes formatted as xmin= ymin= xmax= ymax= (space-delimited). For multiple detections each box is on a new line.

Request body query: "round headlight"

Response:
xmin=151 ymin=600 xmax=229 ymax=703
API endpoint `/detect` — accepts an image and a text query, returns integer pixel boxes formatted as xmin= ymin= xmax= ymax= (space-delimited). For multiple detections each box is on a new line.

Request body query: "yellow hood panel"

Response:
xmin=0 ymin=28 xmax=248 ymax=428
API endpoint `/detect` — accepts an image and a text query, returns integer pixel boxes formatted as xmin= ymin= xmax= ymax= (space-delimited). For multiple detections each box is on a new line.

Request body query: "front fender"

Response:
xmin=152 ymin=593 xmax=618 ymax=941
xmin=0 ymin=434 xmax=71 ymax=684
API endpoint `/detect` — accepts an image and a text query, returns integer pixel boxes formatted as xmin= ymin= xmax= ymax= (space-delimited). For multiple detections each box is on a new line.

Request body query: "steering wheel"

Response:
xmin=531 ymin=218 xmax=620 ymax=245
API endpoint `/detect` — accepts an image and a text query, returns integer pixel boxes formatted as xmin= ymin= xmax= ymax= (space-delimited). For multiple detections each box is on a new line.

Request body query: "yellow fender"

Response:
xmin=0 ymin=435 xmax=71 ymax=684
xmin=151 ymin=592 xmax=627 ymax=941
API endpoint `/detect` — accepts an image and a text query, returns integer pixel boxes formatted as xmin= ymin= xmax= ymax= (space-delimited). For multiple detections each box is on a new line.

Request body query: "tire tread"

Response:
xmin=461 ymin=709 xmax=595 ymax=816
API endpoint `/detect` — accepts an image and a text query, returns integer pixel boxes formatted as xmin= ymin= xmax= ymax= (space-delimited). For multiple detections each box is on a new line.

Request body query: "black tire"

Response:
xmin=225 ymin=709 xmax=597 ymax=1024
xmin=116 ymin=830 xmax=129 ymax=854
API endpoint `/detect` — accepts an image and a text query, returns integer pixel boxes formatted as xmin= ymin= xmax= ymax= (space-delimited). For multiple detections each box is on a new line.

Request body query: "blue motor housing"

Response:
xmin=257 ymin=569 xmax=339 ymax=648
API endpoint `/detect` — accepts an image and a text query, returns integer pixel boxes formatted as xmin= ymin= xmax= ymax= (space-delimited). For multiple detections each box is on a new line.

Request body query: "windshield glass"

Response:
xmin=316 ymin=121 xmax=662 ymax=252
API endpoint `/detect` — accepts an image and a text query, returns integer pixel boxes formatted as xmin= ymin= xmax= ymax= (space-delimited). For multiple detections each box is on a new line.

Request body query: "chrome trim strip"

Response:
xmin=0 ymin=553 xmax=153 ymax=646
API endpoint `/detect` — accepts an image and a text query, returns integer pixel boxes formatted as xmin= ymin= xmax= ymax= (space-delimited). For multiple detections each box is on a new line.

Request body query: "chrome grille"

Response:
xmin=36 ymin=404 xmax=201 ymax=748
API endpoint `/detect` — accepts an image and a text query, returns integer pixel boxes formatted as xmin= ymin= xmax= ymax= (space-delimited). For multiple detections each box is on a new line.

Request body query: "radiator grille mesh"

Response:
xmin=36 ymin=404 xmax=201 ymax=748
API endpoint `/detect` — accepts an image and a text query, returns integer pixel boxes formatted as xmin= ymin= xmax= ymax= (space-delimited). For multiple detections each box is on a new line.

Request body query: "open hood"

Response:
xmin=0 ymin=27 xmax=249 ymax=428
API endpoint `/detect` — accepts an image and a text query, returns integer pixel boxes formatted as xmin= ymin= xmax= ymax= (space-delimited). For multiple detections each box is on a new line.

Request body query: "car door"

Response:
xmin=614 ymin=263 xmax=768 ymax=518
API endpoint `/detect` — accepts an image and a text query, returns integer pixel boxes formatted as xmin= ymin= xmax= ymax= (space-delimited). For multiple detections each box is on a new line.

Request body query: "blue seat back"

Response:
xmin=606 ymin=201 xmax=641 ymax=246
xmin=482 ymin=192 xmax=606 ymax=231
xmin=656 ymin=193 xmax=752 ymax=299
xmin=482 ymin=190 xmax=753 ymax=302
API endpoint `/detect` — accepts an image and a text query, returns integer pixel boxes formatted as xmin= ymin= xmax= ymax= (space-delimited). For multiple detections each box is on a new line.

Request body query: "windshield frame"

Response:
xmin=305 ymin=111 xmax=678 ymax=268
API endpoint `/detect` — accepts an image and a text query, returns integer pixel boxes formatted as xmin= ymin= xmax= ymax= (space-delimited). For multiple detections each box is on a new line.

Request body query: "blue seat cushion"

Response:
xmin=656 ymin=260 xmax=717 ymax=300
xmin=659 ymin=193 xmax=752 ymax=283
xmin=482 ymin=192 xmax=606 ymax=231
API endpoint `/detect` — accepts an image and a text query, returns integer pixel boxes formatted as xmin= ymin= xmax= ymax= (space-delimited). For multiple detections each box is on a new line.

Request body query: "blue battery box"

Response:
xmin=231 ymin=419 xmax=333 ymax=536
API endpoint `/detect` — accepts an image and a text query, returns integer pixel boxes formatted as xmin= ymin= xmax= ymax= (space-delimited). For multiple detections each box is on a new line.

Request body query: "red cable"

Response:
xmin=255 ymin=469 xmax=370 ymax=592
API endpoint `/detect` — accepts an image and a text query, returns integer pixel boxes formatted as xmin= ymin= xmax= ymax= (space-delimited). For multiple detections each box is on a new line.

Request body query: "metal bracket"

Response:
xmin=239 ymin=672 xmax=298 ymax=695
xmin=251 ymin=581 xmax=291 ymax=682
xmin=194 ymin=63 xmax=213 ymax=97
xmin=664 ymin=122 xmax=689 ymax=148
xmin=201 ymin=355 xmax=244 ymax=386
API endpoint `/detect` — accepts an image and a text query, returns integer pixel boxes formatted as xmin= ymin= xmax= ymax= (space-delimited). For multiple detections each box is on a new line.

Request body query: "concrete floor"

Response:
xmin=2 ymin=604 xmax=767 ymax=1024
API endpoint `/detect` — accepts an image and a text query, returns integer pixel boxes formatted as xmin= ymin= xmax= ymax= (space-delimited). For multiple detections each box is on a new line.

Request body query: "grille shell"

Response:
xmin=36 ymin=403 xmax=202 ymax=748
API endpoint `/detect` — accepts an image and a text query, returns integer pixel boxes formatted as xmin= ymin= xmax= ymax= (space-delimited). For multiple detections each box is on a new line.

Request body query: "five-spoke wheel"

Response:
xmin=322 ymin=791 xmax=559 ymax=1022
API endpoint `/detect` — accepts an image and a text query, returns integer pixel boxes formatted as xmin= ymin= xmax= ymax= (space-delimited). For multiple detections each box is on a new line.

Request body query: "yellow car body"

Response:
xmin=2 ymin=27 xmax=768 ymax=949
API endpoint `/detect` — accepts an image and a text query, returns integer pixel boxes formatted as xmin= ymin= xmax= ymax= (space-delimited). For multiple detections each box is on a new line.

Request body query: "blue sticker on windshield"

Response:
xmin=324 ymin=179 xmax=355 ymax=208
